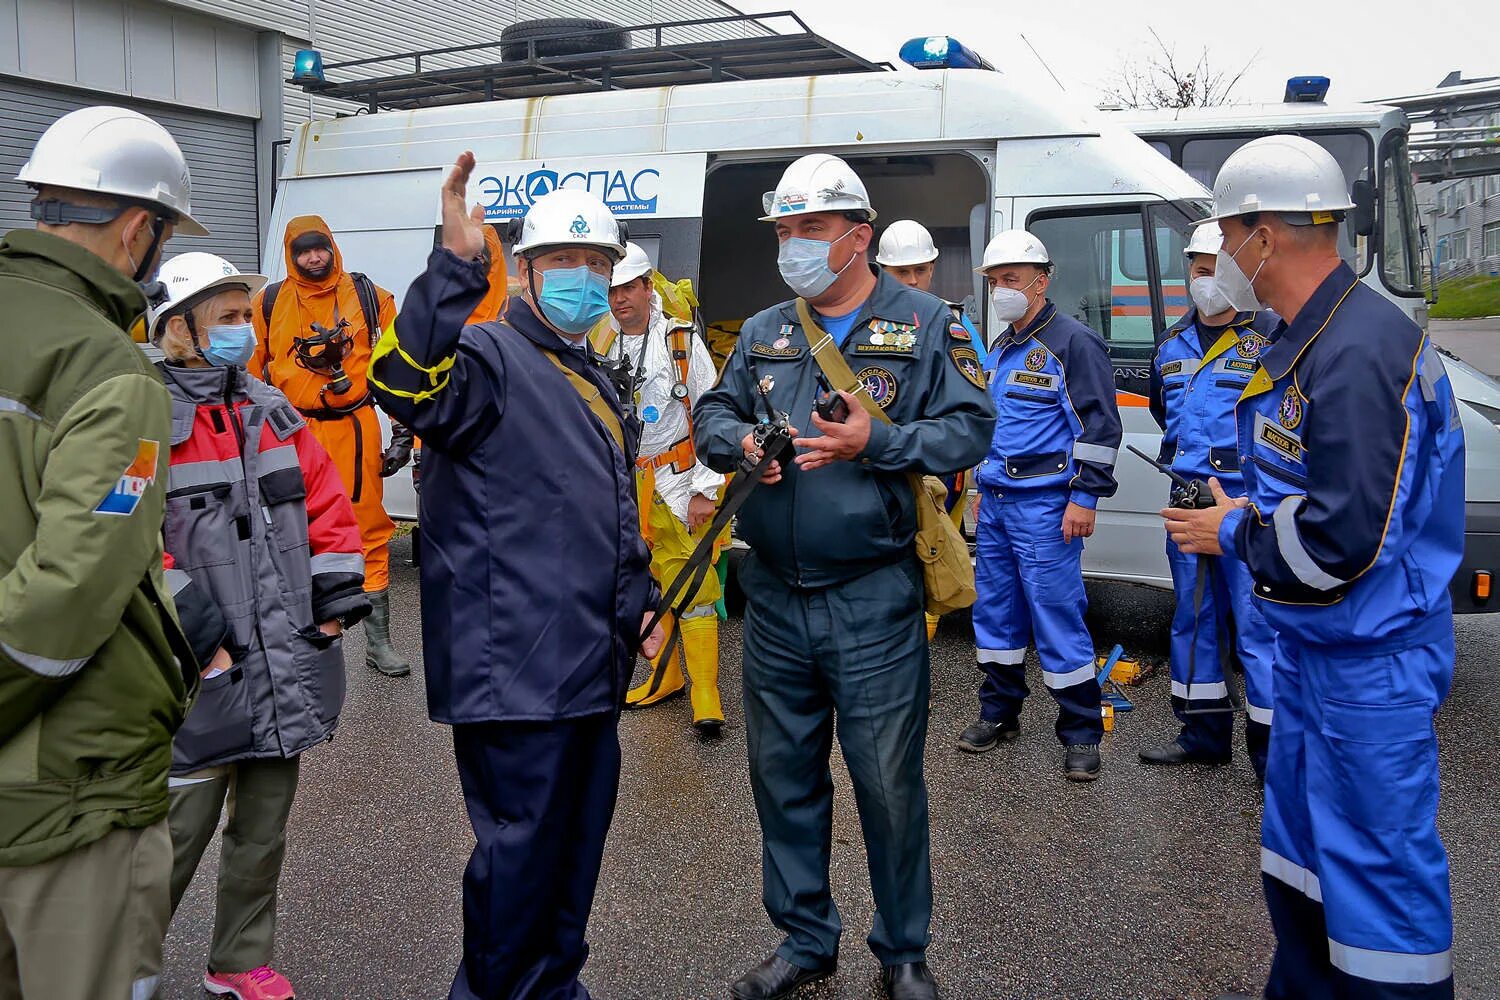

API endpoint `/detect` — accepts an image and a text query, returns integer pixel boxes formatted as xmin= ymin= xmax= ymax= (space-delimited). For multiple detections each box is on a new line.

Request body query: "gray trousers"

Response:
xmin=168 ymin=756 xmax=301 ymax=974
xmin=0 ymin=819 xmax=172 ymax=1000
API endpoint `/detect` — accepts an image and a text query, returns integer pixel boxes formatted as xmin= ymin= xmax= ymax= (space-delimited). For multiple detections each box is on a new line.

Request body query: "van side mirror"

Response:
xmin=1349 ymin=180 xmax=1376 ymax=238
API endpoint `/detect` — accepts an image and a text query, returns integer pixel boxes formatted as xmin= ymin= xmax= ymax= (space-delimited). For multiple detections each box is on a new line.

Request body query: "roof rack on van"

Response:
xmin=292 ymin=12 xmax=892 ymax=114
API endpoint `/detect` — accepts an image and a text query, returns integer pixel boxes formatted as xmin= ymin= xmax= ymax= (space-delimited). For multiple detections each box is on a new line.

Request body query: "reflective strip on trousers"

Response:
xmin=1171 ymin=679 xmax=1229 ymax=701
xmin=1261 ymin=846 xmax=1323 ymax=903
xmin=1041 ymin=662 xmax=1096 ymax=689
xmin=977 ymin=647 xmax=1025 ymax=665
xmin=1328 ymin=940 xmax=1452 ymax=985
xmin=1246 ymin=701 xmax=1274 ymax=725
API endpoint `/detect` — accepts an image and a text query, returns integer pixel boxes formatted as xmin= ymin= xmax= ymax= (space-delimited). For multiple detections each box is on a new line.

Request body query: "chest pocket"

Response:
xmin=1250 ymin=413 xmax=1309 ymax=490
xmin=1002 ymin=369 xmax=1059 ymax=404
xmin=1210 ymin=356 xmax=1257 ymax=391
xmin=257 ymin=444 xmax=311 ymax=554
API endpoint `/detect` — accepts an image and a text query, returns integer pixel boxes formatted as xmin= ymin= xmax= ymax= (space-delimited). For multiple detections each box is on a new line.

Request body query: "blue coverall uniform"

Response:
xmin=695 ymin=269 xmax=994 ymax=969
xmin=369 ymin=248 xmax=658 ymax=1000
xmin=973 ymin=302 xmax=1122 ymax=745
xmin=1149 ymin=307 xmax=1280 ymax=773
xmin=1218 ymin=263 xmax=1464 ymax=999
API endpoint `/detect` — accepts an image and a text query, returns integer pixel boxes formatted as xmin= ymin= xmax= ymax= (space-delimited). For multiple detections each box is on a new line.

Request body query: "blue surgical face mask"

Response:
xmin=201 ymin=322 xmax=257 ymax=368
xmin=537 ymin=265 xmax=611 ymax=336
xmin=777 ymin=226 xmax=858 ymax=299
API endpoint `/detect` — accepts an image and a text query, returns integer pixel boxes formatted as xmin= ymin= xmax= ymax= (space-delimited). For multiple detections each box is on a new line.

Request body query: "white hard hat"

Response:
xmin=611 ymin=242 xmax=653 ymax=287
xmin=147 ymin=252 xmax=266 ymax=337
xmin=976 ymin=229 xmax=1051 ymax=273
xmin=1205 ymin=134 xmax=1355 ymax=225
xmin=1184 ymin=221 xmax=1223 ymax=258
xmin=512 ymin=187 xmax=627 ymax=261
xmin=760 ymin=153 xmax=876 ymax=223
xmin=18 ymin=106 xmax=208 ymax=236
xmin=876 ymin=220 xmax=939 ymax=267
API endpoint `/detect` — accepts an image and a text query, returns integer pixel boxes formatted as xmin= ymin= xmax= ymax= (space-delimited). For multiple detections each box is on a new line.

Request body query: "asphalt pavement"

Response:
xmin=158 ymin=531 xmax=1500 ymax=1000
xmin=1432 ymin=317 xmax=1500 ymax=378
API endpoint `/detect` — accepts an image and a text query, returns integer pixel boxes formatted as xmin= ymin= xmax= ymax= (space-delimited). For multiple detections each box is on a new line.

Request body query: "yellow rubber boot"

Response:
xmin=681 ymin=613 xmax=723 ymax=738
xmin=925 ymin=613 xmax=941 ymax=643
xmin=626 ymin=612 xmax=686 ymax=708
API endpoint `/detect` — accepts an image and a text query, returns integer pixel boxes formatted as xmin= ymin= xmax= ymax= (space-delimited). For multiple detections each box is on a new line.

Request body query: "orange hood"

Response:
xmin=283 ymin=215 xmax=345 ymax=294
xmin=466 ymin=224 xmax=510 ymax=325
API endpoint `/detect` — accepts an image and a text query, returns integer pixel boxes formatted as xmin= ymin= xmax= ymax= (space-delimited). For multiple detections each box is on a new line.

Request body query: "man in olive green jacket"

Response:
xmin=0 ymin=107 xmax=216 ymax=1000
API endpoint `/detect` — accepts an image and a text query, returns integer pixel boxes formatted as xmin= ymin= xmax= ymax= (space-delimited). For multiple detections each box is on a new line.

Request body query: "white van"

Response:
xmin=270 ymin=42 xmax=1499 ymax=614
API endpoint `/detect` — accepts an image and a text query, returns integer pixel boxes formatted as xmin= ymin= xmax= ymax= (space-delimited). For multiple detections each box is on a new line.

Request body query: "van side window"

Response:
xmin=1029 ymin=206 xmax=1196 ymax=396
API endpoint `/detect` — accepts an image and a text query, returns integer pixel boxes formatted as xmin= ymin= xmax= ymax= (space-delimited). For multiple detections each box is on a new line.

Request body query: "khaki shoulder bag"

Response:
xmin=795 ymin=299 xmax=977 ymax=616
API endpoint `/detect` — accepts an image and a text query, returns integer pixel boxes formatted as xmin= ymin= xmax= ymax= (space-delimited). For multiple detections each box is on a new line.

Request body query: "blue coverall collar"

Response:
xmin=997 ymin=300 xmax=1056 ymax=350
xmin=1257 ymin=262 xmax=1360 ymax=381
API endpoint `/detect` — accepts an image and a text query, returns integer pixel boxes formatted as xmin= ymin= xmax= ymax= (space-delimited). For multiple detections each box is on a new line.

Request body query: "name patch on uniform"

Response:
xmin=1223 ymin=359 xmax=1259 ymax=374
xmin=1256 ymin=414 xmax=1304 ymax=463
xmin=1025 ymin=347 xmax=1048 ymax=372
xmin=1006 ymin=370 xmax=1058 ymax=391
xmin=950 ymin=348 xmax=986 ymax=390
xmin=1278 ymin=385 xmax=1304 ymax=429
xmin=1236 ymin=333 xmax=1269 ymax=358
xmin=856 ymin=366 xmax=899 ymax=409
xmin=96 ymin=438 xmax=160 ymax=516
xmin=750 ymin=342 xmax=804 ymax=360
xmin=1160 ymin=360 xmax=1184 ymax=376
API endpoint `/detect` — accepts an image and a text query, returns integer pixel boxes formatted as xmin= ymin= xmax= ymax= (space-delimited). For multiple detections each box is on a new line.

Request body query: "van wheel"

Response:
xmin=500 ymin=18 xmax=630 ymax=61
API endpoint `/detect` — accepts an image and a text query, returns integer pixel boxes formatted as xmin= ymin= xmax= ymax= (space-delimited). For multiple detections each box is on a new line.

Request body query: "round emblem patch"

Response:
xmin=641 ymin=404 xmax=661 ymax=424
xmin=1025 ymin=347 xmax=1048 ymax=372
xmin=856 ymin=366 xmax=899 ymax=410
xmin=1236 ymin=333 xmax=1268 ymax=359
xmin=1278 ymin=386 xmax=1303 ymax=429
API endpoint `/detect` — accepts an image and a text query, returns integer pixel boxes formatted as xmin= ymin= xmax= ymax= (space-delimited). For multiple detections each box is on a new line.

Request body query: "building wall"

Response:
xmin=1418 ymin=107 xmax=1500 ymax=277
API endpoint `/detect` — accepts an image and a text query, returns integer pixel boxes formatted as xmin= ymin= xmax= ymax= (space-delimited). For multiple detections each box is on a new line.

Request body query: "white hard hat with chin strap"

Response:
xmin=611 ymin=242 xmax=653 ymax=287
xmin=19 ymin=106 xmax=209 ymax=237
xmin=147 ymin=252 xmax=266 ymax=348
xmin=1204 ymin=134 xmax=1355 ymax=226
xmin=876 ymin=220 xmax=939 ymax=267
xmin=760 ymin=153 xmax=876 ymax=223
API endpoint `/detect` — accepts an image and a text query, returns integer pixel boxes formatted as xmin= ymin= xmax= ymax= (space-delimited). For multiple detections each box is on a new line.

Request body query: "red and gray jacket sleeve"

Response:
xmin=293 ymin=426 xmax=370 ymax=625
xmin=162 ymin=551 xmax=227 ymax=670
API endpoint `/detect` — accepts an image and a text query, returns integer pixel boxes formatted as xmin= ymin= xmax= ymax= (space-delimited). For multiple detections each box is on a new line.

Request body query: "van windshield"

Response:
xmin=1028 ymin=199 xmax=1206 ymax=395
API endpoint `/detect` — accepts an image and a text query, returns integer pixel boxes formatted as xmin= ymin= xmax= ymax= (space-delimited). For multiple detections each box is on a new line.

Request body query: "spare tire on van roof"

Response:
xmin=500 ymin=18 xmax=631 ymax=61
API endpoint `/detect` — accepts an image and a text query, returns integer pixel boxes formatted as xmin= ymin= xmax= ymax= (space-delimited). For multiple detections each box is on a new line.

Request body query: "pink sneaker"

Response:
xmin=203 ymin=966 xmax=295 ymax=1000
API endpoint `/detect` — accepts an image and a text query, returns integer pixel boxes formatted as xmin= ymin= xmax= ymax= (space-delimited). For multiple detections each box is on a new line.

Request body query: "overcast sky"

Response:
xmin=732 ymin=0 xmax=1497 ymax=107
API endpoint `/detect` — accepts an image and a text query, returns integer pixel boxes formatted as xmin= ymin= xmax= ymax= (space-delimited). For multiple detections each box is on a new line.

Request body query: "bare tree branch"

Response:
xmin=1103 ymin=32 xmax=1257 ymax=110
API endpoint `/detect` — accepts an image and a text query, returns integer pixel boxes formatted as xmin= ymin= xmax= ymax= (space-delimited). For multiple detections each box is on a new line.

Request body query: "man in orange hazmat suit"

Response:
xmin=251 ymin=216 xmax=413 ymax=677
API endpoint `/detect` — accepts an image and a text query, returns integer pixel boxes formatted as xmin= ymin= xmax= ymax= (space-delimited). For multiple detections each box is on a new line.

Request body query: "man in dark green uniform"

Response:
xmin=696 ymin=154 xmax=994 ymax=1000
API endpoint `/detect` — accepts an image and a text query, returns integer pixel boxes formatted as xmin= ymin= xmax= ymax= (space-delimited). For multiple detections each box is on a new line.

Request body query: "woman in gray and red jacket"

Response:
xmin=148 ymin=251 xmax=369 ymax=1000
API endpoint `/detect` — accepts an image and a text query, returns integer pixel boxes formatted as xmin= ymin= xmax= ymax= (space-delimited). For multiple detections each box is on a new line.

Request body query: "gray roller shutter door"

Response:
xmin=0 ymin=77 xmax=260 ymax=272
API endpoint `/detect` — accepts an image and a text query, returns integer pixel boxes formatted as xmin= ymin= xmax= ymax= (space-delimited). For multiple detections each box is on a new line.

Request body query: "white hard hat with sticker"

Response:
xmin=147 ymin=252 xmax=267 ymax=337
xmin=760 ymin=154 xmax=876 ymax=223
xmin=512 ymin=187 xmax=627 ymax=261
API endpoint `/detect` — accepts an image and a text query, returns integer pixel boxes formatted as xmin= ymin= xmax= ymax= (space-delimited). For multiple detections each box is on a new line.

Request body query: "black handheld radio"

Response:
xmin=1126 ymin=445 xmax=1218 ymax=509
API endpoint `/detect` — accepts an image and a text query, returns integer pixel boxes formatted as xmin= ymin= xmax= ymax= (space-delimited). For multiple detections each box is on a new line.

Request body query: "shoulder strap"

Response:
xmin=589 ymin=320 xmax=618 ymax=356
xmin=796 ymin=298 xmax=892 ymax=427
xmin=667 ymin=322 xmax=693 ymax=389
xmin=349 ymin=272 xmax=382 ymax=347
xmin=538 ymin=349 xmax=626 ymax=454
xmin=260 ymin=280 xmax=282 ymax=328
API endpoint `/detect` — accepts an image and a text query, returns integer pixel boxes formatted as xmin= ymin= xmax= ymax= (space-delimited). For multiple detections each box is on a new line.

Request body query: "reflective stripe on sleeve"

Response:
xmin=257 ymin=442 xmax=302 ymax=474
xmin=1072 ymin=442 xmax=1119 ymax=467
xmin=1 ymin=640 xmax=89 ymax=678
xmin=310 ymin=552 xmax=365 ymax=577
xmin=1273 ymin=496 xmax=1348 ymax=591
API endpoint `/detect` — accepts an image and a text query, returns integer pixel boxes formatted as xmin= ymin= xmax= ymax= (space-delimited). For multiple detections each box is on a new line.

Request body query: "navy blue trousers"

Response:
xmin=449 ymin=714 xmax=621 ymax=1000
xmin=740 ymin=553 xmax=932 ymax=968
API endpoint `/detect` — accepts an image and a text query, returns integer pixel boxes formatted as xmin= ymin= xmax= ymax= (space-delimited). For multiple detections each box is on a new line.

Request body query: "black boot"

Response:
xmin=882 ymin=961 xmax=938 ymax=1000
xmin=954 ymin=718 xmax=1019 ymax=753
xmin=1139 ymin=740 xmax=1230 ymax=767
xmin=363 ymin=588 xmax=411 ymax=677
xmin=729 ymin=954 xmax=836 ymax=1000
xmin=1064 ymin=743 xmax=1101 ymax=781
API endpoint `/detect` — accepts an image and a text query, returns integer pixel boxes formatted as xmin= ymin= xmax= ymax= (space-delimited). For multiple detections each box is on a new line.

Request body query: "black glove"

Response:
xmin=381 ymin=422 xmax=415 ymax=477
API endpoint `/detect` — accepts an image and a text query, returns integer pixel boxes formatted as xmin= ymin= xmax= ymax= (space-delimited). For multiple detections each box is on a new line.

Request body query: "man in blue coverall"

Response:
xmin=1164 ymin=135 xmax=1464 ymax=1000
xmin=955 ymin=229 xmax=1122 ymax=782
xmin=1144 ymin=220 xmax=1279 ymax=779
xmin=695 ymin=154 xmax=994 ymax=1000
xmin=369 ymin=154 xmax=663 ymax=1000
